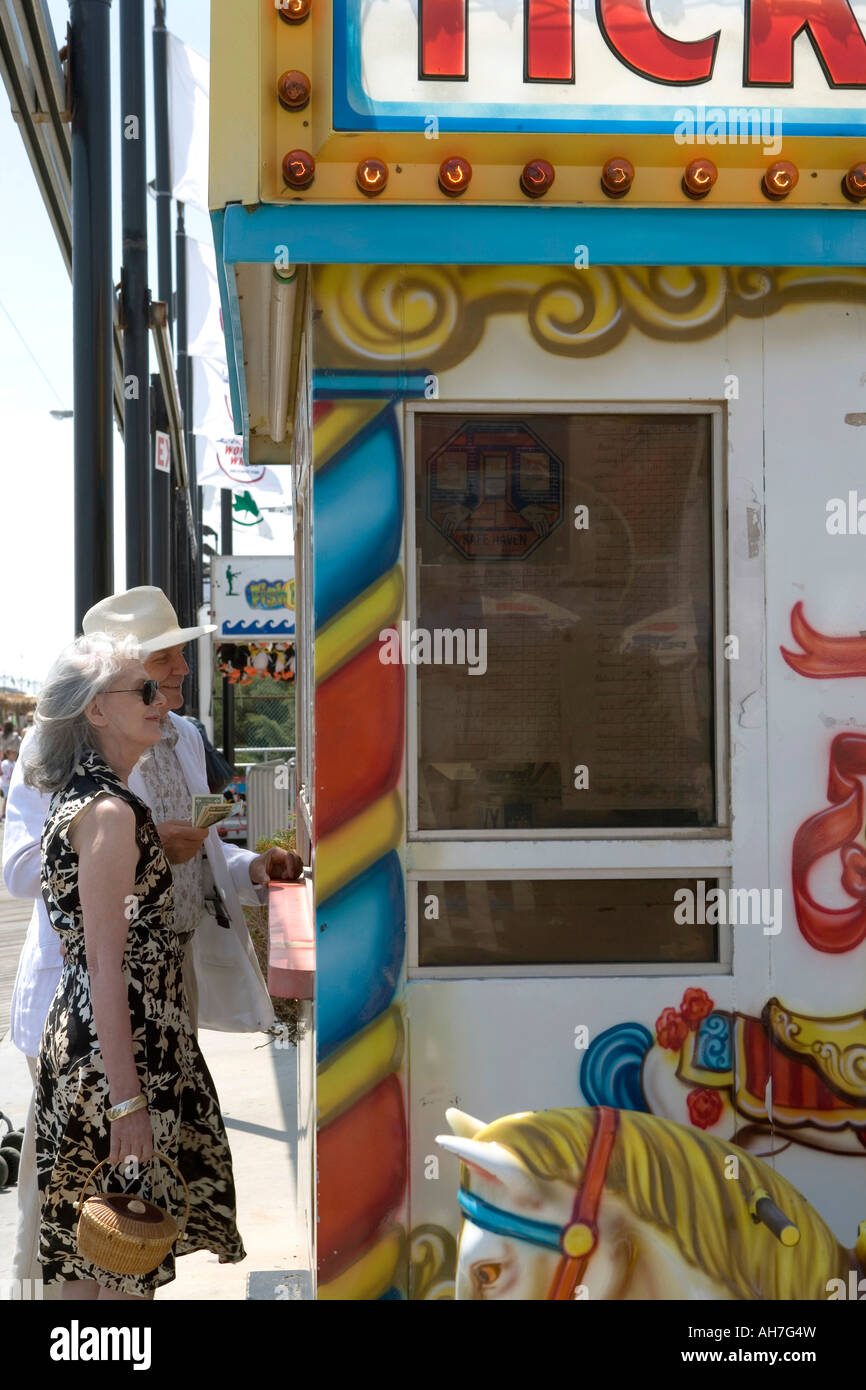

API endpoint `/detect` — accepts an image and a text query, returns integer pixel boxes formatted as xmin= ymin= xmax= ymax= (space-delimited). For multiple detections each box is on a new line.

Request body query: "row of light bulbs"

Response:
xmin=274 ymin=44 xmax=866 ymax=204
xmin=281 ymin=148 xmax=866 ymax=203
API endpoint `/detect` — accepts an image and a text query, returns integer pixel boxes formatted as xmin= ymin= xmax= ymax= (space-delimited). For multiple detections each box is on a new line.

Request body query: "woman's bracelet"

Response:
xmin=106 ymin=1094 xmax=147 ymax=1123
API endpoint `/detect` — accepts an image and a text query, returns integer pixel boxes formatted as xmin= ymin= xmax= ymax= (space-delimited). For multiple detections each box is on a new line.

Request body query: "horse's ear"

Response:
xmin=435 ymin=1136 xmax=538 ymax=1205
xmin=445 ymin=1107 xmax=487 ymax=1138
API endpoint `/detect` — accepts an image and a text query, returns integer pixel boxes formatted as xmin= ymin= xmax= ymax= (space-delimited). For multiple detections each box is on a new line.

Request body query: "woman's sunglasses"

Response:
xmin=105 ymin=679 xmax=160 ymax=706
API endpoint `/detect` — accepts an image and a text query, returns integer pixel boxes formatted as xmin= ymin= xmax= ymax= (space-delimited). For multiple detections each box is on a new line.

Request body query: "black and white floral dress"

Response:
xmin=35 ymin=748 xmax=246 ymax=1294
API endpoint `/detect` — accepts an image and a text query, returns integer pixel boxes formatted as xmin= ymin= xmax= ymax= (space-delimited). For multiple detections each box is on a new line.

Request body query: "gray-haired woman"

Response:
xmin=23 ymin=634 xmax=245 ymax=1301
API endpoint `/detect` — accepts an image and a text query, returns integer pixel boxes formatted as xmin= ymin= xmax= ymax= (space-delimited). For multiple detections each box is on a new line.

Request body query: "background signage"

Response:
xmin=210 ymin=555 xmax=296 ymax=638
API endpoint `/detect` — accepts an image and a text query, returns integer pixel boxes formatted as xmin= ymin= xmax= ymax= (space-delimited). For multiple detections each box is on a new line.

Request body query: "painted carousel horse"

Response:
xmin=581 ymin=993 xmax=866 ymax=1157
xmin=437 ymin=1106 xmax=858 ymax=1300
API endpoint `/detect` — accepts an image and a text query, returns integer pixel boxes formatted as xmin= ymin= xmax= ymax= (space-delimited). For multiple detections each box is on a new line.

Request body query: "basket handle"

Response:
xmin=76 ymin=1152 xmax=191 ymax=1241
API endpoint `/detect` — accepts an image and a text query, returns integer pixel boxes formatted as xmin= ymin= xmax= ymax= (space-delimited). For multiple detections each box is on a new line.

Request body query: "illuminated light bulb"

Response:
xmin=282 ymin=149 xmax=315 ymax=190
xmin=520 ymin=159 xmax=555 ymax=199
xmin=438 ymin=156 xmax=472 ymax=197
xmin=276 ymin=0 xmax=311 ymax=22
xmin=356 ymin=158 xmax=389 ymax=197
xmin=843 ymin=163 xmax=866 ymax=203
xmin=277 ymin=70 xmax=311 ymax=111
xmin=682 ymin=158 xmax=717 ymax=200
xmin=600 ymin=157 xmax=634 ymax=199
xmin=761 ymin=161 xmax=799 ymax=201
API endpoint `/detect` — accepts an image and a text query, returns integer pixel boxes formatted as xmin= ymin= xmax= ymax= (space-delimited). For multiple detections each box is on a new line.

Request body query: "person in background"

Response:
xmin=3 ymin=719 xmax=22 ymax=755
xmin=0 ymin=745 xmax=16 ymax=822
xmin=3 ymin=586 xmax=303 ymax=1298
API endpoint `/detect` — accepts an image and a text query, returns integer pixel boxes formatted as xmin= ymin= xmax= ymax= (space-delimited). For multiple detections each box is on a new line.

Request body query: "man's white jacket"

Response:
xmin=2 ymin=714 xmax=274 ymax=1058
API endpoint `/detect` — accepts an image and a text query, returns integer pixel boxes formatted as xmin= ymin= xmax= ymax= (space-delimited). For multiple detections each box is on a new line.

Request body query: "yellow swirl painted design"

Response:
xmin=313 ymin=400 xmax=387 ymax=473
xmin=318 ymin=1006 xmax=405 ymax=1129
xmin=318 ymin=1226 xmax=405 ymax=1301
xmin=313 ymin=265 xmax=866 ymax=366
xmin=315 ymin=566 xmax=404 ymax=684
xmin=315 ymin=789 xmax=403 ymax=903
xmin=409 ymin=1224 xmax=457 ymax=1301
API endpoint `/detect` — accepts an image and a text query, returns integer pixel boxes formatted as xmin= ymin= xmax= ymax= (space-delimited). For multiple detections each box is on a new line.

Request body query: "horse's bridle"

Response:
xmin=456 ymin=1106 xmax=620 ymax=1300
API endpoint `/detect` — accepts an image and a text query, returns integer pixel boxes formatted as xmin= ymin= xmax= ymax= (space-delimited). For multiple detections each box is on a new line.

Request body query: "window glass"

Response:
xmin=415 ymin=413 xmax=716 ymax=831
xmin=418 ymin=878 xmax=720 ymax=967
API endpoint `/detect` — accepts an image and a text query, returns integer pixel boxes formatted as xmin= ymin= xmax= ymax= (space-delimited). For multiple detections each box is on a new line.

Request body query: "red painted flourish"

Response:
xmin=781 ymin=602 xmax=866 ymax=680
xmin=792 ymin=733 xmax=866 ymax=953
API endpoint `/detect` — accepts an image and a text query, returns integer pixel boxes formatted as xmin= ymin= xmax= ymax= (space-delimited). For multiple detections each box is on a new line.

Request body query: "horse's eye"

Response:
xmin=474 ymin=1262 xmax=502 ymax=1287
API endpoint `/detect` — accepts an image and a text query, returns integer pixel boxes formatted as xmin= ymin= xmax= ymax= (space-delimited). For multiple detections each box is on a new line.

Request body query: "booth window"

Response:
xmin=412 ymin=411 xmax=717 ymax=834
xmin=407 ymin=405 xmax=727 ymax=975
xmin=416 ymin=877 xmax=720 ymax=970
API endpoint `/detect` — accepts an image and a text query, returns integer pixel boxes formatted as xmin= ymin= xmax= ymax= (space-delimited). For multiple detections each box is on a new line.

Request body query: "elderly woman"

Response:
xmin=22 ymin=634 xmax=245 ymax=1300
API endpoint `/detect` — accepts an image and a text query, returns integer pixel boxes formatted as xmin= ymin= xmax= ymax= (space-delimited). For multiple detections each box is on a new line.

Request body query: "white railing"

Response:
xmin=245 ymin=756 xmax=296 ymax=850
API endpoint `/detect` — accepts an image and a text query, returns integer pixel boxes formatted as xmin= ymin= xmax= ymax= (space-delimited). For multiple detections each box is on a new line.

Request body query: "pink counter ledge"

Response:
xmin=267 ymin=878 xmax=315 ymax=1000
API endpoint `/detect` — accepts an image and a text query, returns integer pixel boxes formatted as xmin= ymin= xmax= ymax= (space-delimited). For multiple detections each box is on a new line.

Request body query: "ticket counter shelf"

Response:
xmin=267 ymin=874 xmax=314 ymax=1000
xmin=267 ymin=872 xmax=316 ymax=1295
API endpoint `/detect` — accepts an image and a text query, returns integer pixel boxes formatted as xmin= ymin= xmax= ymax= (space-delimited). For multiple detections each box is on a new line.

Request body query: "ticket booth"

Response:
xmin=211 ymin=0 xmax=866 ymax=1300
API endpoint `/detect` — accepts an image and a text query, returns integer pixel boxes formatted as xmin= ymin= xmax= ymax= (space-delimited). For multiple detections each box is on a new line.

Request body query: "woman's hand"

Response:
xmin=108 ymin=1105 xmax=154 ymax=1168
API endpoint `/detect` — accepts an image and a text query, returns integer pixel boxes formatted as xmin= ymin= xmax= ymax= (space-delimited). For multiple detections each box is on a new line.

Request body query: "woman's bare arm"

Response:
xmin=70 ymin=795 xmax=153 ymax=1162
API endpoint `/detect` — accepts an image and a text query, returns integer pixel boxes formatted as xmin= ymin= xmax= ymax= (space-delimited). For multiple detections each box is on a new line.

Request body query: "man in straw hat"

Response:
xmin=3 ymin=587 xmax=303 ymax=1297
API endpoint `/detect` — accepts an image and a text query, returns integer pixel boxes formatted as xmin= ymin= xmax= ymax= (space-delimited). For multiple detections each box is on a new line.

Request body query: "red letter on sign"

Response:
xmin=526 ymin=0 xmax=574 ymax=81
xmin=419 ymin=0 xmax=467 ymax=78
xmin=745 ymin=0 xmax=866 ymax=86
xmin=597 ymin=0 xmax=718 ymax=83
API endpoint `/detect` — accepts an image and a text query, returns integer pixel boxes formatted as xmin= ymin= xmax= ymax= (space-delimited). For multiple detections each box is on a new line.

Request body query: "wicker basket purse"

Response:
xmin=75 ymin=1153 xmax=190 ymax=1277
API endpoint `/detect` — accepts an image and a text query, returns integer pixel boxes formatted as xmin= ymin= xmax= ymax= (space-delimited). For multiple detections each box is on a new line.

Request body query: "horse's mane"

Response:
xmin=476 ymin=1108 xmax=851 ymax=1300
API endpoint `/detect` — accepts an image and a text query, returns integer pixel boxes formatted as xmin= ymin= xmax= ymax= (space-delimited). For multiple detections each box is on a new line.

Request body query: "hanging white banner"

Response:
xmin=192 ymin=356 xmax=233 ymax=439
xmin=167 ymin=33 xmax=209 ymax=213
xmin=196 ymin=436 xmax=290 ymax=500
xmin=187 ymin=238 xmax=225 ymax=361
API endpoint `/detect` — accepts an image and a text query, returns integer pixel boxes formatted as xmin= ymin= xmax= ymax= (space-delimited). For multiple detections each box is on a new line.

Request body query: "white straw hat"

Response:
xmin=82 ymin=587 xmax=217 ymax=655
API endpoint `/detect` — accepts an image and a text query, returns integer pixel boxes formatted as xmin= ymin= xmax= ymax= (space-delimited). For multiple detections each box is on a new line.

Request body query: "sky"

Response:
xmin=0 ymin=1 xmax=285 ymax=686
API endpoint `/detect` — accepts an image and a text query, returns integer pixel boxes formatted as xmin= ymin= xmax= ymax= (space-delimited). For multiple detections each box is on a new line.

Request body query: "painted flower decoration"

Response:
xmin=680 ymin=988 xmax=714 ymax=1029
xmin=687 ymin=1087 xmax=723 ymax=1130
xmin=655 ymin=1006 xmax=689 ymax=1052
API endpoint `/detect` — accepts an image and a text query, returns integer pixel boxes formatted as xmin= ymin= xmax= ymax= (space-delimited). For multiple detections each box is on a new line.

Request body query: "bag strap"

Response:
xmin=76 ymin=1152 xmax=191 ymax=1239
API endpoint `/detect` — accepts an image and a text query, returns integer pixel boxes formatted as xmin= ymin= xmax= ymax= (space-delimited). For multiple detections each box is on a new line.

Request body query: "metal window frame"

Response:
xmin=404 ymin=399 xmax=732 ymax=978
xmin=293 ymin=334 xmax=315 ymax=844
xmin=404 ymin=400 xmax=729 ymax=842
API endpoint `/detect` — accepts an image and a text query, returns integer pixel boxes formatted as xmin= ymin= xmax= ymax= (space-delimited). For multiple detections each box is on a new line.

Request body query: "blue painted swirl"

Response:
xmin=694 ymin=1012 xmax=732 ymax=1072
xmin=579 ymin=1022 xmax=653 ymax=1112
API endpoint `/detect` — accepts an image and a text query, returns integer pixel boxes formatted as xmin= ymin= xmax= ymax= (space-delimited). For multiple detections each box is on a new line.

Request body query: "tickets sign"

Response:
xmin=336 ymin=0 xmax=866 ymax=136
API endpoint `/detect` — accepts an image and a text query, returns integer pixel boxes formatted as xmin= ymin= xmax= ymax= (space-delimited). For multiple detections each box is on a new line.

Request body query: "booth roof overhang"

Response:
xmin=212 ymin=201 xmax=866 ymax=456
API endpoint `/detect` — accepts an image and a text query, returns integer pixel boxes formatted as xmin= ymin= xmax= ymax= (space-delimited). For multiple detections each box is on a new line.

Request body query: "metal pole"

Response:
xmin=152 ymin=0 xmax=172 ymax=338
xmin=70 ymin=0 xmax=113 ymax=629
xmin=150 ymin=0 xmax=172 ymax=598
xmin=221 ymin=489 xmax=234 ymax=764
xmin=150 ymin=374 xmax=171 ymax=591
xmin=120 ymin=0 xmax=151 ymax=586
xmin=175 ymin=203 xmax=199 ymax=709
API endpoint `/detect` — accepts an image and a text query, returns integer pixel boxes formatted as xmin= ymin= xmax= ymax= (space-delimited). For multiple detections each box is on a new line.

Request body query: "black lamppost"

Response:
xmin=69 ymin=0 xmax=113 ymax=628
